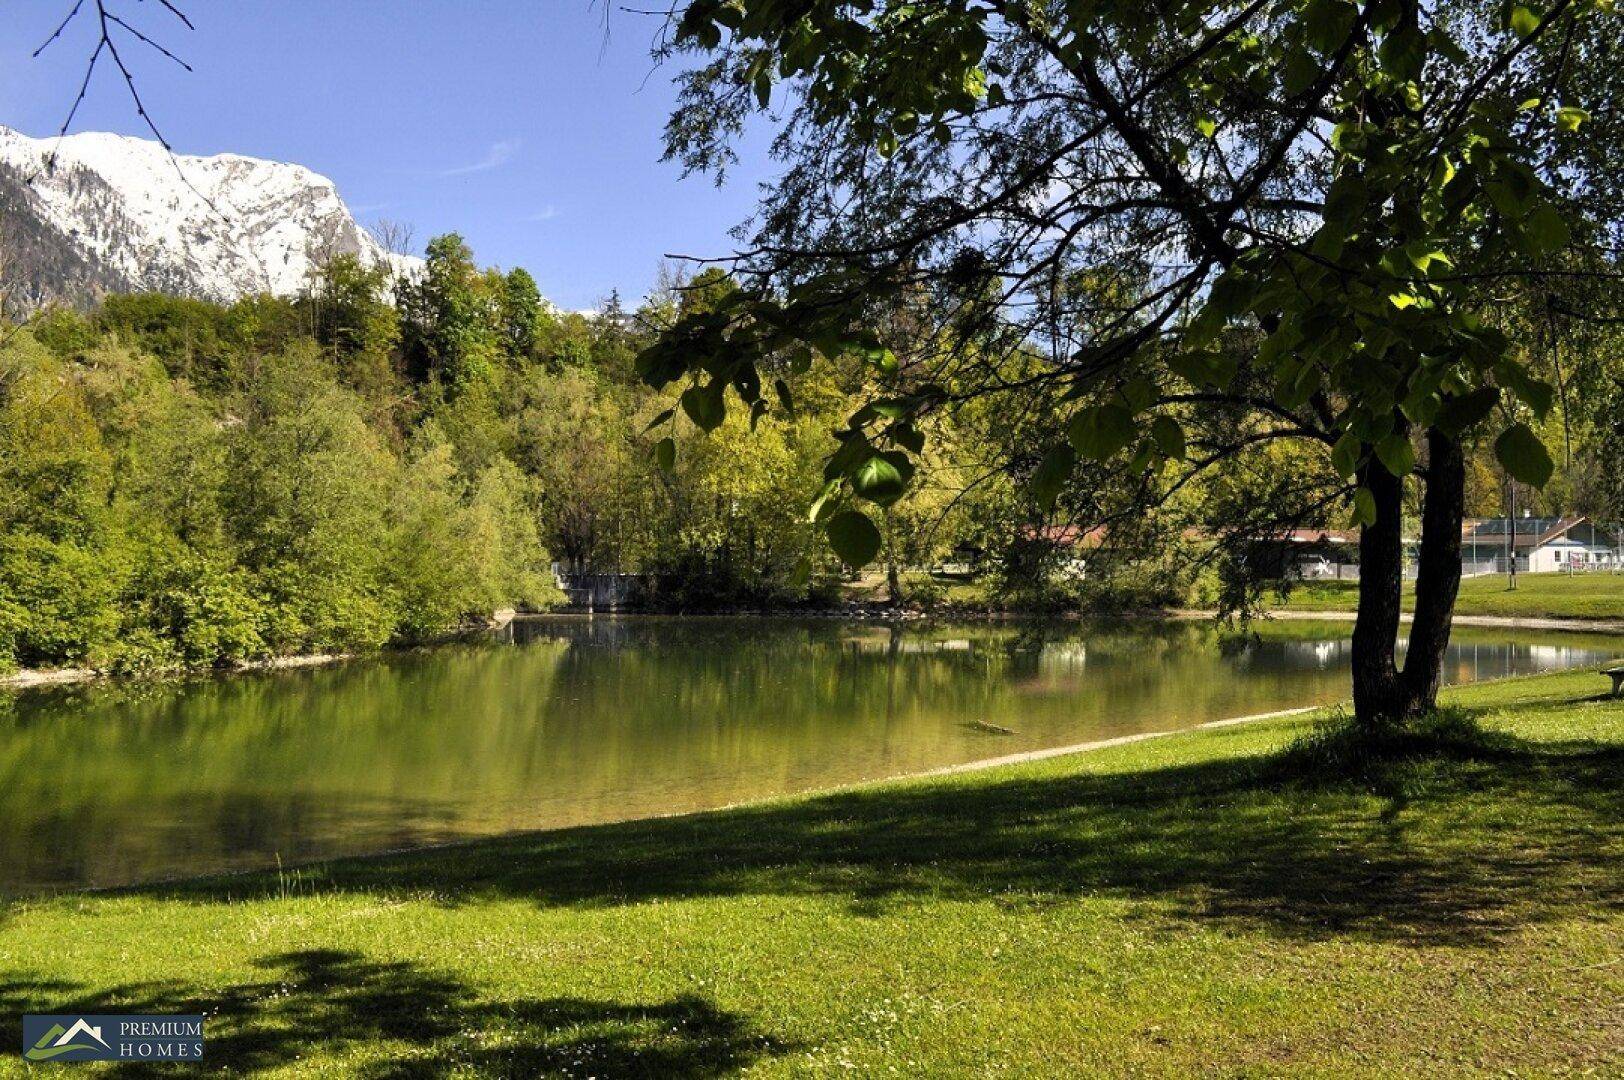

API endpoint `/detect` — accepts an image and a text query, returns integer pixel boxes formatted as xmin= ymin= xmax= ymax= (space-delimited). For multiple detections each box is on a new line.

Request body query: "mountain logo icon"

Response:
xmin=24 ymin=1017 xmax=110 ymax=1061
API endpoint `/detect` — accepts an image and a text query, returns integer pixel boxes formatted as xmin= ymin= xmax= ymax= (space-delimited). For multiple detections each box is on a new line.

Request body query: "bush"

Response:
xmin=117 ymin=540 xmax=268 ymax=669
xmin=0 ymin=533 xmax=124 ymax=668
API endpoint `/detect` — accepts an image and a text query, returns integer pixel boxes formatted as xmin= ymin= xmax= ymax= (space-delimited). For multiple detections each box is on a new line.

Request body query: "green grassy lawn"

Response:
xmin=2 ymin=674 xmax=1620 ymax=1077
xmin=1272 ymin=571 xmax=1624 ymax=620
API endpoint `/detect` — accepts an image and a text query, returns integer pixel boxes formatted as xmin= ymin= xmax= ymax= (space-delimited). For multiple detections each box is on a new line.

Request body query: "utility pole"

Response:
xmin=1506 ymin=480 xmax=1518 ymax=591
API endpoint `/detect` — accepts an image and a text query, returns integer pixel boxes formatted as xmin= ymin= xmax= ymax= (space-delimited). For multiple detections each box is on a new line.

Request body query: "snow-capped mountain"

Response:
xmin=0 ymin=125 xmax=418 ymax=309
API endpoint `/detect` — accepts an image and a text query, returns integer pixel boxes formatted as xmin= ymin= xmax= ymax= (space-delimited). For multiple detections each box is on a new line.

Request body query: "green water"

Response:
xmin=3 ymin=616 xmax=1620 ymax=893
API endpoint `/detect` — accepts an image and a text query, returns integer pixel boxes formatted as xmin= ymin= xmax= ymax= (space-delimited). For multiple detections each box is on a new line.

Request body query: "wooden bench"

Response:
xmin=1605 ymin=665 xmax=1624 ymax=697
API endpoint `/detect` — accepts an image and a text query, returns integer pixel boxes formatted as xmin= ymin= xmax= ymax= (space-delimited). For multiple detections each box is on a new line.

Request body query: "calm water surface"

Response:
xmin=3 ymin=616 xmax=1621 ymax=893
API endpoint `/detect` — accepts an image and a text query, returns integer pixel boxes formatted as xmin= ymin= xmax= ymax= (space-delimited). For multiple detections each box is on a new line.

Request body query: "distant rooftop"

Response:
xmin=1463 ymin=517 xmax=1575 ymax=538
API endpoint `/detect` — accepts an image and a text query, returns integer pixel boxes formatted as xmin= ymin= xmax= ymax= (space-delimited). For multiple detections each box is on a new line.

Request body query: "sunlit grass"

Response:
xmin=1272 ymin=571 xmax=1624 ymax=620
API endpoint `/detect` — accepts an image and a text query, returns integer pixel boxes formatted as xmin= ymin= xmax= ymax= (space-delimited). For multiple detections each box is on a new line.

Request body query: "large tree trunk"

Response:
xmin=1351 ymin=452 xmax=1407 ymax=724
xmin=1349 ymin=425 xmax=1467 ymax=727
xmin=1401 ymin=430 xmax=1466 ymax=713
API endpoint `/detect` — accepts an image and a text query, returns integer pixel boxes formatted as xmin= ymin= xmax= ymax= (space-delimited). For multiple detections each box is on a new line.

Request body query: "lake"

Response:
xmin=3 ymin=616 xmax=1620 ymax=894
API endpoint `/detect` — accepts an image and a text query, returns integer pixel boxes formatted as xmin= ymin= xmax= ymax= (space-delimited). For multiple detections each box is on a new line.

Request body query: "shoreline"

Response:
xmin=1 ymin=651 xmax=352 ymax=689
xmin=1168 ymin=608 xmax=1624 ymax=634
xmin=8 ymin=607 xmax=1623 ymax=690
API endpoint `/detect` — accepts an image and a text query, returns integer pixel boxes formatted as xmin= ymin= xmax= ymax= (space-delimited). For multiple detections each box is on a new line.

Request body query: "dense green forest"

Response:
xmin=1 ymin=231 xmax=1617 ymax=674
xmin=0 ymin=238 xmax=989 ymax=673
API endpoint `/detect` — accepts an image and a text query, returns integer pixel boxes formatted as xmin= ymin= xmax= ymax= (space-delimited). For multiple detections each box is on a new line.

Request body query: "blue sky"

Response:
xmin=0 ymin=1 xmax=772 ymax=309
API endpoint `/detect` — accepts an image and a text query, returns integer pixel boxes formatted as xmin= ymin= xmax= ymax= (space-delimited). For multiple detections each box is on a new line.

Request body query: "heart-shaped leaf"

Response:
xmin=1375 ymin=433 xmax=1416 ymax=478
xmin=826 ymin=509 xmax=882 ymax=567
xmin=1068 ymin=404 xmax=1137 ymax=461
xmin=1494 ymin=423 xmax=1554 ymax=487
xmin=680 ymin=384 xmax=725 ymax=432
xmin=653 ymin=437 xmax=676 ymax=473
xmin=852 ymin=452 xmax=913 ymax=507
xmin=1030 ymin=445 xmax=1076 ymax=511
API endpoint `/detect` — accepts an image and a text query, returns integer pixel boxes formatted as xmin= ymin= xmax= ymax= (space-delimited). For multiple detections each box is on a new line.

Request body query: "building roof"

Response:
xmin=1274 ymin=527 xmax=1359 ymax=545
xmin=1462 ymin=516 xmax=1591 ymax=550
xmin=1023 ymin=524 xmax=1109 ymax=549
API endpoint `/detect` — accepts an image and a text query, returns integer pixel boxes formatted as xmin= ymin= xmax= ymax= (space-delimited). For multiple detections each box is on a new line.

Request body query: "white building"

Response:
xmin=1460 ymin=516 xmax=1622 ymax=574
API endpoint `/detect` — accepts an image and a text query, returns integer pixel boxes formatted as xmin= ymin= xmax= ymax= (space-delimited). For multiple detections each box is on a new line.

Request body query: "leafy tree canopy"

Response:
xmin=637 ymin=0 xmax=1622 ymax=721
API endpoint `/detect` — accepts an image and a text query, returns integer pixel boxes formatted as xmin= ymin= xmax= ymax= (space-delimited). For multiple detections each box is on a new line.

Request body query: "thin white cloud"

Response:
xmin=441 ymin=138 xmax=520 ymax=177
xmin=526 ymin=205 xmax=560 ymax=222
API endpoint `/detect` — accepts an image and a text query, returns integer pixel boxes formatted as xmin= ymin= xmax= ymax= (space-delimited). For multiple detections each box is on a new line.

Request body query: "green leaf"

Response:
xmin=1427 ymin=155 xmax=1456 ymax=194
xmin=1351 ymin=486 xmax=1378 ymax=527
xmin=1207 ymin=269 xmax=1256 ymax=318
xmin=807 ymin=479 xmax=840 ymax=524
xmin=1195 ymin=116 xmax=1217 ymax=139
xmin=679 ymin=383 xmax=725 ymax=431
xmin=1404 ymin=242 xmax=1452 ymax=273
xmin=1509 ymin=5 xmax=1541 ymax=37
xmin=1283 ymin=51 xmax=1321 ymax=96
xmin=1150 ymin=416 xmax=1187 ymax=461
xmin=1330 ymin=431 xmax=1361 ymax=479
xmin=1555 ymin=105 xmax=1590 ymax=132
xmin=826 ymin=509 xmax=882 ymax=567
xmin=1378 ymin=22 xmax=1425 ymax=82
xmin=824 ymin=431 xmax=874 ymax=482
xmin=1523 ymin=204 xmax=1570 ymax=257
xmin=1375 ymin=433 xmax=1416 ymax=477
xmin=1323 ymin=173 xmax=1368 ymax=230
xmin=851 ymin=451 xmax=913 ymax=507
xmin=891 ymin=422 xmax=925 ymax=453
xmin=774 ymin=378 xmax=795 ymax=417
xmin=1400 ymin=383 xmax=1441 ymax=427
xmin=1169 ymin=350 xmax=1234 ymax=389
xmin=1068 ymin=404 xmax=1137 ymax=461
xmin=1435 ymin=387 xmax=1500 ymax=437
xmin=643 ymin=407 xmax=675 ymax=433
xmin=1495 ymin=423 xmax=1554 ymax=487
xmin=866 ymin=346 xmax=900 ymax=376
xmin=653 ymin=436 xmax=676 ymax=473
xmin=1497 ymin=364 xmax=1555 ymax=417
xmin=1120 ymin=377 xmax=1158 ymax=413
xmin=1303 ymin=0 xmax=1357 ymax=52
xmin=1030 ymin=445 xmax=1076 ymax=512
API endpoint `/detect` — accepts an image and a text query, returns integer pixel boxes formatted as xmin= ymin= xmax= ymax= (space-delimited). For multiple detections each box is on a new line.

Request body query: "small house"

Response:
xmin=1460 ymin=516 xmax=1621 ymax=574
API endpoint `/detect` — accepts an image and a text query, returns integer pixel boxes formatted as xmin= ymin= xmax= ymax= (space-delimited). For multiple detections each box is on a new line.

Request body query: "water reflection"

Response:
xmin=2 ymin=617 xmax=1619 ymax=893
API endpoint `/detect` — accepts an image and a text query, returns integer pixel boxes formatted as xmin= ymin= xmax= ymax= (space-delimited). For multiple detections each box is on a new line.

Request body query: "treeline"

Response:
xmin=0 ymin=237 xmax=1006 ymax=673
xmin=0 ymin=295 xmax=556 ymax=673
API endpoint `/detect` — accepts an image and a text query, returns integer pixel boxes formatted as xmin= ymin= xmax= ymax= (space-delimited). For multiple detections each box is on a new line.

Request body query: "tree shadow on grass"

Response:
xmin=0 ymin=950 xmax=785 ymax=1078
xmin=139 ymin=709 xmax=1624 ymax=947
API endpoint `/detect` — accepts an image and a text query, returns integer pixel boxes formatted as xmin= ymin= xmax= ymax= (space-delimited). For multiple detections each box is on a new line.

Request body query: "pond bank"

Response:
xmin=10 ymin=604 xmax=1624 ymax=689
xmin=1170 ymin=607 xmax=1624 ymax=635
xmin=0 ymin=651 xmax=353 ymax=689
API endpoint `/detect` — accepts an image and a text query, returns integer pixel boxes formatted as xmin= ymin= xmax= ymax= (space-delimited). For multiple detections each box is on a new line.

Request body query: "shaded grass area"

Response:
xmin=1271 ymin=571 xmax=1624 ymax=620
xmin=1 ymin=673 xmax=1620 ymax=1076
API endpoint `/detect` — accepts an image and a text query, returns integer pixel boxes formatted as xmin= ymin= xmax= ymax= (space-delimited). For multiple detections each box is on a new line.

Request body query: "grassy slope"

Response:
xmin=1272 ymin=571 xmax=1624 ymax=620
xmin=2 ymin=674 xmax=1620 ymax=1077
